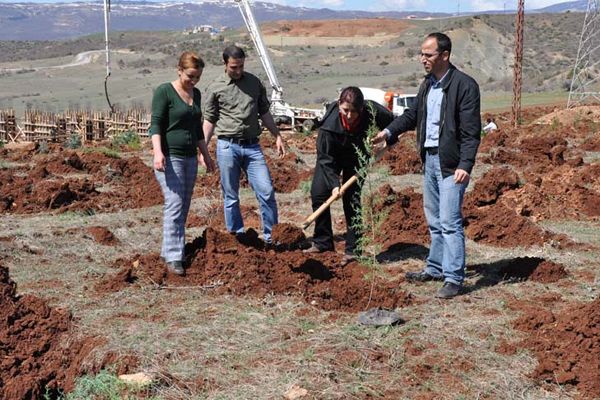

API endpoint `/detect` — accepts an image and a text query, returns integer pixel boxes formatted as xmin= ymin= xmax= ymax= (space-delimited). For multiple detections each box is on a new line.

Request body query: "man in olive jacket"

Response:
xmin=373 ymin=32 xmax=481 ymax=299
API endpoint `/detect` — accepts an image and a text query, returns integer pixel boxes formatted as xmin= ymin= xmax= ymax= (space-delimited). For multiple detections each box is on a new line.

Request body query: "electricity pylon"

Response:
xmin=567 ymin=0 xmax=600 ymax=108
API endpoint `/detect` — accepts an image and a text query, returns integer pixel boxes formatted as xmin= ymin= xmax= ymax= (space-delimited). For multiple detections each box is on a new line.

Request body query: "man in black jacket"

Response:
xmin=373 ymin=32 xmax=481 ymax=298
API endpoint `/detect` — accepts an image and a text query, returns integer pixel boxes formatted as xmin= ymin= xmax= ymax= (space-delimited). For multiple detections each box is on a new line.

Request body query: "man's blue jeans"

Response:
xmin=422 ymin=152 xmax=468 ymax=285
xmin=216 ymin=139 xmax=278 ymax=242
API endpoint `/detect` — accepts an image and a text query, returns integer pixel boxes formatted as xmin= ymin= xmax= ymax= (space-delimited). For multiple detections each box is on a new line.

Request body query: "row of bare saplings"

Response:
xmin=0 ymin=109 xmax=150 ymax=143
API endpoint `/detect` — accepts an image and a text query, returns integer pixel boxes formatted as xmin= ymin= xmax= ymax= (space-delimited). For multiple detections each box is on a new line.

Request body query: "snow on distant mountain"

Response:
xmin=0 ymin=0 xmax=586 ymax=41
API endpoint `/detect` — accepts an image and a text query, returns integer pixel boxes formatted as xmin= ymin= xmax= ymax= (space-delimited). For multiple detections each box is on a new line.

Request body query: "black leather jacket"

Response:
xmin=385 ymin=64 xmax=481 ymax=178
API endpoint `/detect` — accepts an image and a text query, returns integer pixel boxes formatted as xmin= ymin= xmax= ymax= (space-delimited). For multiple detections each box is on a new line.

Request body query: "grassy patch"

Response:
xmin=111 ymin=130 xmax=141 ymax=151
xmin=82 ymin=146 xmax=121 ymax=158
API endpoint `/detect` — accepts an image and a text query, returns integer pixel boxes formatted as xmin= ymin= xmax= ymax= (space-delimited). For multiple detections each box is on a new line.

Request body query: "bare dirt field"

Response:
xmin=261 ymin=18 xmax=413 ymax=46
xmin=1 ymin=104 xmax=599 ymax=399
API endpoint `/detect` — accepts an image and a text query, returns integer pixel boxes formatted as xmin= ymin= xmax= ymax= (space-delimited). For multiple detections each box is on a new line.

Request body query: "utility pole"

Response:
xmin=511 ymin=0 xmax=524 ymax=127
xmin=567 ymin=0 xmax=600 ymax=107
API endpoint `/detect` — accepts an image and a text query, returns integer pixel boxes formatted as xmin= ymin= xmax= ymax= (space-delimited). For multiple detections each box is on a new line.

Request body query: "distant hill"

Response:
xmin=0 ymin=0 xmax=448 ymax=40
xmin=0 ymin=0 xmax=588 ymax=41
xmin=536 ymin=0 xmax=588 ymax=12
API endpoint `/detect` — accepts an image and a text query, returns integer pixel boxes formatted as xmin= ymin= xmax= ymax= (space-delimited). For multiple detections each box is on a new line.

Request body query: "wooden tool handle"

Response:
xmin=302 ymin=175 xmax=358 ymax=229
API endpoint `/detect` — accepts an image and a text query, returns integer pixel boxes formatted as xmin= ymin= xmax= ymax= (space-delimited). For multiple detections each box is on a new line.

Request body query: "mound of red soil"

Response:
xmin=499 ymin=257 xmax=568 ymax=283
xmin=478 ymin=128 xmax=513 ymax=153
xmin=375 ymin=185 xmax=430 ymax=248
xmin=375 ymin=183 xmax=574 ymax=249
xmin=0 ymin=169 xmax=99 ymax=213
xmin=264 ymin=152 xmax=313 ymax=193
xmin=470 ymin=167 xmax=519 ymax=206
xmin=513 ymin=297 xmax=600 ymax=399
xmin=532 ymin=105 xmax=600 ymax=126
xmin=271 ymin=223 xmax=306 ymax=249
xmin=278 ymin=132 xmax=318 ymax=153
xmin=187 ymin=203 xmax=262 ymax=232
xmin=97 ymin=228 xmax=412 ymax=312
xmin=44 ymin=151 xmax=85 ymax=175
xmin=486 ymin=133 xmax=571 ymax=169
xmin=86 ymin=226 xmax=119 ymax=245
xmin=463 ymin=201 xmax=573 ymax=248
xmin=381 ymin=132 xmax=422 ymax=175
xmin=0 ymin=152 xmax=162 ymax=214
xmin=109 ymin=156 xmax=162 ymax=209
xmin=581 ymin=133 xmax=600 ymax=151
xmin=501 ymin=163 xmax=600 ymax=220
xmin=462 ymin=167 xmax=578 ymax=248
xmin=0 ymin=265 xmax=100 ymax=399
xmin=195 ymin=151 xmax=312 ymax=194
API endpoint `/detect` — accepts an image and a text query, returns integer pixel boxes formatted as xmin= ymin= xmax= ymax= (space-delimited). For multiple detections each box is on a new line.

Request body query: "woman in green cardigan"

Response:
xmin=149 ymin=51 xmax=214 ymax=276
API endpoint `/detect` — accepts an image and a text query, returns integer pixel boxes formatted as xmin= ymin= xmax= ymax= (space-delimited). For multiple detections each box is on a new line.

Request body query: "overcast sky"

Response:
xmin=0 ymin=0 xmax=569 ymax=14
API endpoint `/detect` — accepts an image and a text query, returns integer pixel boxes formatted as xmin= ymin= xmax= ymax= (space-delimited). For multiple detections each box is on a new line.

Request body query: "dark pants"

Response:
xmin=310 ymin=165 xmax=362 ymax=255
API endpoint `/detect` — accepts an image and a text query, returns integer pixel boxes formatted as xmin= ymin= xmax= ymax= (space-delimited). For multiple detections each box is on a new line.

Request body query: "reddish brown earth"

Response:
xmin=261 ymin=18 xmax=412 ymax=37
xmin=376 ymin=185 xmax=430 ymax=248
xmin=499 ymin=257 xmax=568 ymax=283
xmin=381 ymin=132 xmax=422 ymax=175
xmin=0 ymin=152 xmax=161 ymax=214
xmin=265 ymin=152 xmax=313 ymax=193
xmin=581 ymin=133 xmax=600 ymax=151
xmin=187 ymin=203 xmax=262 ymax=233
xmin=513 ymin=297 xmax=600 ymax=399
xmin=0 ymin=265 xmax=102 ymax=399
xmin=375 ymin=181 xmax=575 ymax=249
xmin=271 ymin=222 xmax=306 ymax=249
xmin=469 ymin=166 xmax=520 ymax=206
xmin=96 ymin=227 xmax=412 ymax=312
xmin=3 ymin=105 xmax=599 ymax=397
xmin=195 ymin=150 xmax=313 ymax=194
xmin=86 ymin=226 xmax=119 ymax=245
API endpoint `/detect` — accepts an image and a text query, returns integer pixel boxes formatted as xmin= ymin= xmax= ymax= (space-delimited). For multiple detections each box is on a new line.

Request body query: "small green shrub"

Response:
xmin=550 ymin=116 xmax=560 ymax=131
xmin=299 ymin=179 xmax=312 ymax=195
xmin=111 ymin=130 xmax=141 ymax=150
xmin=65 ymin=133 xmax=82 ymax=149
xmin=37 ymin=140 xmax=49 ymax=154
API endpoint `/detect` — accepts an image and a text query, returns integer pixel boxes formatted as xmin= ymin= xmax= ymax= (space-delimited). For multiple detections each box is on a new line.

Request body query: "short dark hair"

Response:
xmin=223 ymin=45 xmax=246 ymax=64
xmin=338 ymin=86 xmax=364 ymax=110
xmin=427 ymin=32 xmax=452 ymax=55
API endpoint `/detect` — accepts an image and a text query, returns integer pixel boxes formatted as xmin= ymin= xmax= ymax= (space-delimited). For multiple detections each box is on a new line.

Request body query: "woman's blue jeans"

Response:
xmin=154 ymin=156 xmax=198 ymax=263
xmin=216 ymin=139 xmax=278 ymax=243
xmin=422 ymin=152 xmax=468 ymax=285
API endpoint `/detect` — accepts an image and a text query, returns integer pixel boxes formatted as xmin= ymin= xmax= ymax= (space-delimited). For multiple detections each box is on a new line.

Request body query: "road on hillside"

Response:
xmin=0 ymin=50 xmax=131 ymax=72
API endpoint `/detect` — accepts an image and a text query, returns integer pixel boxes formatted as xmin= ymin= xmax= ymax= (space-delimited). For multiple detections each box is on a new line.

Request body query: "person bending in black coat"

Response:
xmin=304 ymin=86 xmax=394 ymax=265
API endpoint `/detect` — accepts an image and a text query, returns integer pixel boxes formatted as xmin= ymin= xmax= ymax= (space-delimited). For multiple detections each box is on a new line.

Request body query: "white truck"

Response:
xmin=359 ymin=87 xmax=417 ymax=117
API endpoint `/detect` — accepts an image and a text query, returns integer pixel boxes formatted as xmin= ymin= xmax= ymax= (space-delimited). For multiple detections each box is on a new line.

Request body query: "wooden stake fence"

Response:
xmin=0 ymin=108 xmax=150 ymax=144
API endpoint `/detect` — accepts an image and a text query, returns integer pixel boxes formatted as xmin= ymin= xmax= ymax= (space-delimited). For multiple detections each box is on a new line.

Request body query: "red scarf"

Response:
xmin=340 ymin=111 xmax=362 ymax=133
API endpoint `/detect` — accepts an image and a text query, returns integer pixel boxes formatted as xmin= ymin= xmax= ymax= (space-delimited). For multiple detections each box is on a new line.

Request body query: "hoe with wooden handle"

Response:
xmin=301 ymin=174 xmax=359 ymax=229
xmin=301 ymin=147 xmax=386 ymax=230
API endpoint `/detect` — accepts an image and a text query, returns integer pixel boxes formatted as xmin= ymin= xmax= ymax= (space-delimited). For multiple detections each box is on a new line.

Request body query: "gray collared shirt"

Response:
xmin=203 ymin=71 xmax=271 ymax=139
xmin=424 ymin=69 xmax=450 ymax=148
